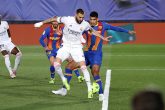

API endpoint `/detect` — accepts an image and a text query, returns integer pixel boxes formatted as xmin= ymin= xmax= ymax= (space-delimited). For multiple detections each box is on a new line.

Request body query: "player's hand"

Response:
xmin=44 ymin=47 xmax=50 ymax=51
xmin=80 ymin=36 xmax=86 ymax=43
xmin=128 ymin=31 xmax=136 ymax=35
xmin=34 ymin=22 xmax=43 ymax=28
xmin=103 ymin=36 xmax=112 ymax=41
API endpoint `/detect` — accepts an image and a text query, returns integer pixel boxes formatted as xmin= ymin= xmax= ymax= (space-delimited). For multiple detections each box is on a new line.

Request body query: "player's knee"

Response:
xmin=16 ymin=51 xmax=22 ymax=57
xmin=92 ymin=69 xmax=99 ymax=74
xmin=92 ymin=67 xmax=100 ymax=75
xmin=65 ymin=63 xmax=72 ymax=70
xmin=67 ymin=65 xmax=76 ymax=70
xmin=3 ymin=54 xmax=9 ymax=58
xmin=50 ymin=60 xmax=54 ymax=66
xmin=54 ymin=62 xmax=61 ymax=68
xmin=80 ymin=65 xmax=87 ymax=71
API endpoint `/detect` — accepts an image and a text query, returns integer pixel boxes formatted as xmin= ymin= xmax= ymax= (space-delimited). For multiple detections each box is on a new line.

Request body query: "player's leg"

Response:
xmin=65 ymin=59 xmax=83 ymax=83
xmin=91 ymin=65 xmax=104 ymax=101
xmin=48 ymin=55 xmax=56 ymax=84
xmin=65 ymin=60 xmax=79 ymax=84
xmin=73 ymin=69 xmax=80 ymax=77
xmin=71 ymin=48 xmax=93 ymax=98
xmin=90 ymin=52 xmax=104 ymax=101
xmin=79 ymin=61 xmax=93 ymax=98
xmin=73 ymin=68 xmax=84 ymax=83
xmin=10 ymin=46 xmax=22 ymax=75
xmin=53 ymin=47 xmax=70 ymax=90
xmin=52 ymin=52 xmax=70 ymax=95
xmin=1 ymin=49 xmax=15 ymax=78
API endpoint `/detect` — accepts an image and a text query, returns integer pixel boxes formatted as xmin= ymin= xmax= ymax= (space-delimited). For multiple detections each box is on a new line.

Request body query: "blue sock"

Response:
xmin=50 ymin=66 xmax=55 ymax=78
xmin=63 ymin=68 xmax=73 ymax=88
xmin=65 ymin=68 xmax=73 ymax=83
xmin=94 ymin=75 xmax=103 ymax=94
xmin=74 ymin=69 xmax=80 ymax=77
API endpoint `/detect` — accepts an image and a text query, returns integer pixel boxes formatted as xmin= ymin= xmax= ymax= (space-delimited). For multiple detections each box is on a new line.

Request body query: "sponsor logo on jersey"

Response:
xmin=68 ymin=28 xmax=81 ymax=36
xmin=49 ymin=37 xmax=60 ymax=40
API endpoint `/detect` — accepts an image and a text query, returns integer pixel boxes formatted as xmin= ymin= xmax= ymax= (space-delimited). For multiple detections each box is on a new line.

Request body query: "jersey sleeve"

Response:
xmin=84 ymin=22 xmax=92 ymax=31
xmin=104 ymin=22 xmax=129 ymax=33
xmin=4 ymin=21 xmax=9 ymax=29
xmin=57 ymin=16 xmax=68 ymax=24
xmin=39 ymin=28 xmax=50 ymax=47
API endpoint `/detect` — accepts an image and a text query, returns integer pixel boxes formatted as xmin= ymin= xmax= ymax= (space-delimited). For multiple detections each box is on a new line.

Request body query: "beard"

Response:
xmin=53 ymin=25 xmax=58 ymax=29
xmin=75 ymin=17 xmax=82 ymax=24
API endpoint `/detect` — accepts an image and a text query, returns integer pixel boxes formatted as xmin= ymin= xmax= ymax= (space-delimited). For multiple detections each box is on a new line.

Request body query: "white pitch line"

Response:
xmin=102 ymin=69 xmax=111 ymax=110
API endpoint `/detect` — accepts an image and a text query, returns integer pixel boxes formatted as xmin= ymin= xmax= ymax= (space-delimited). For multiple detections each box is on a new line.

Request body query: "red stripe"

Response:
xmin=56 ymin=26 xmax=62 ymax=49
xmin=48 ymin=26 xmax=54 ymax=50
xmin=92 ymin=22 xmax=103 ymax=51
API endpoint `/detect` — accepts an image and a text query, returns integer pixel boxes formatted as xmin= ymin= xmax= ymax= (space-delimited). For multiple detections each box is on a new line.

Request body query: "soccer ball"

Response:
xmin=92 ymin=82 xmax=100 ymax=94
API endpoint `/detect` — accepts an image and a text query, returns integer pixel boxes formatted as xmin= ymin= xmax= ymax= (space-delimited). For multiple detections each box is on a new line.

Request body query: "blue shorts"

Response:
xmin=46 ymin=50 xmax=57 ymax=59
xmin=84 ymin=51 xmax=102 ymax=68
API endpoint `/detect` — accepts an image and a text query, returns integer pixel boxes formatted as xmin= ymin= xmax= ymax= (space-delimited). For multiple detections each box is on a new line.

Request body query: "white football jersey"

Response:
xmin=0 ymin=21 xmax=11 ymax=44
xmin=57 ymin=16 xmax=91 ymax=48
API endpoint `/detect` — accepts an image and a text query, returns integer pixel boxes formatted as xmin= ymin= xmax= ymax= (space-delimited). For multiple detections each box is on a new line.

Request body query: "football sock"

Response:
xmin=74 ymin=69 xmax=80 ymax=77
xmin=13 ymin=52 xmax=22 ymax=71
xmin=50 ymin=65 xmax=55 ymax=78
xmin=81 ymin=66 xmax=92 ymax=92
xmin=4 ymin=54 xmax=13 ymax=74
xmin=94 ymin=75 xmax=103 ymax=94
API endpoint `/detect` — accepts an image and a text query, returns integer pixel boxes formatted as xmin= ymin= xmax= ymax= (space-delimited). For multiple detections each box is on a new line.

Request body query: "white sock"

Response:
xmin=4 ymin=55 xmax=13 ymax=74
xmin=54 ymin=62 xmax=66 ymax=82
xmin=81 ymin=66 xmax=92 ymax=92
xmin=13 ymin=52 xmax=22 ymax=71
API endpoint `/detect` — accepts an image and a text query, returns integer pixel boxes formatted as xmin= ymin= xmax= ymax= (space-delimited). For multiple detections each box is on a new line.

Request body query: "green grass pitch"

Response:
xmin=0 ymin=44 xmax=165 ymax=110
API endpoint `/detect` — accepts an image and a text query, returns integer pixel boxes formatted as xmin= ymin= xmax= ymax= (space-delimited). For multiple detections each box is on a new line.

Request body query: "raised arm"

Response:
xmin=34 ymin=17 xmax=57 ymax=28
xmin=90 ymin=28 xmax=111 ymax=41
xmin=106 ymin=23 xmax=136 ymax=35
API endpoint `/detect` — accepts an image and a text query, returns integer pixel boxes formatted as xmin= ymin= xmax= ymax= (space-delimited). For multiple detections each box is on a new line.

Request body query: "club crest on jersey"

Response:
xmin=98 ymin=26 xmax=102 ymax=30
xmin=80 ymin=27 xmax=83 ymax=31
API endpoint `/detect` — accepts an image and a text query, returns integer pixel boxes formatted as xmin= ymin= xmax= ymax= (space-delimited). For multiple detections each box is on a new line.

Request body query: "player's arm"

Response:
xmin=34 ymin=17 xmax=57 ymax=28
xmin=106 ymin=23 xmax=136 ymax=35
xmin=39 ymin=29 xmax=49 ymax=51
xmin=89 ymin=28 xmax=111 ymax=41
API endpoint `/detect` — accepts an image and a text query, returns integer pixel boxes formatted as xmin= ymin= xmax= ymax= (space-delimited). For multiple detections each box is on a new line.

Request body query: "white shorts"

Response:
xmin=0 ymin=42 xmax=16 ymax=53
xmin=56 ymin=46 xmax=85 ymax=63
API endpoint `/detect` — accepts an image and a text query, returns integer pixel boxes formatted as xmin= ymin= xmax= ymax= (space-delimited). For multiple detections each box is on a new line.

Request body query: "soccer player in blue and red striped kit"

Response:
xmin=39 ymin=21 xmax=62 ymax=84
xmin=84 ymin=11 xmax=135 ymax=101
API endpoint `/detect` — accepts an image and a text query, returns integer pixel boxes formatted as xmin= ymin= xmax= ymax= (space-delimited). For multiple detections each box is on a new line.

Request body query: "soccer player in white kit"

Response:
xmin=34 ymin=9 xmax=110 ymax=98
xmin=0 ymin=15 xmax=22 ymax=78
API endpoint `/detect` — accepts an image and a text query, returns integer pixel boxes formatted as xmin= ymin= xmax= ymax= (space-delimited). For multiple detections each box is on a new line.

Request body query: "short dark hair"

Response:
xmin=90 ymin=11 xmax=98 ymax=18
xmin=76 ymin=8 xmax=84 ymax=14
xmin=132 ymin=90 xmax=164 ymax=110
